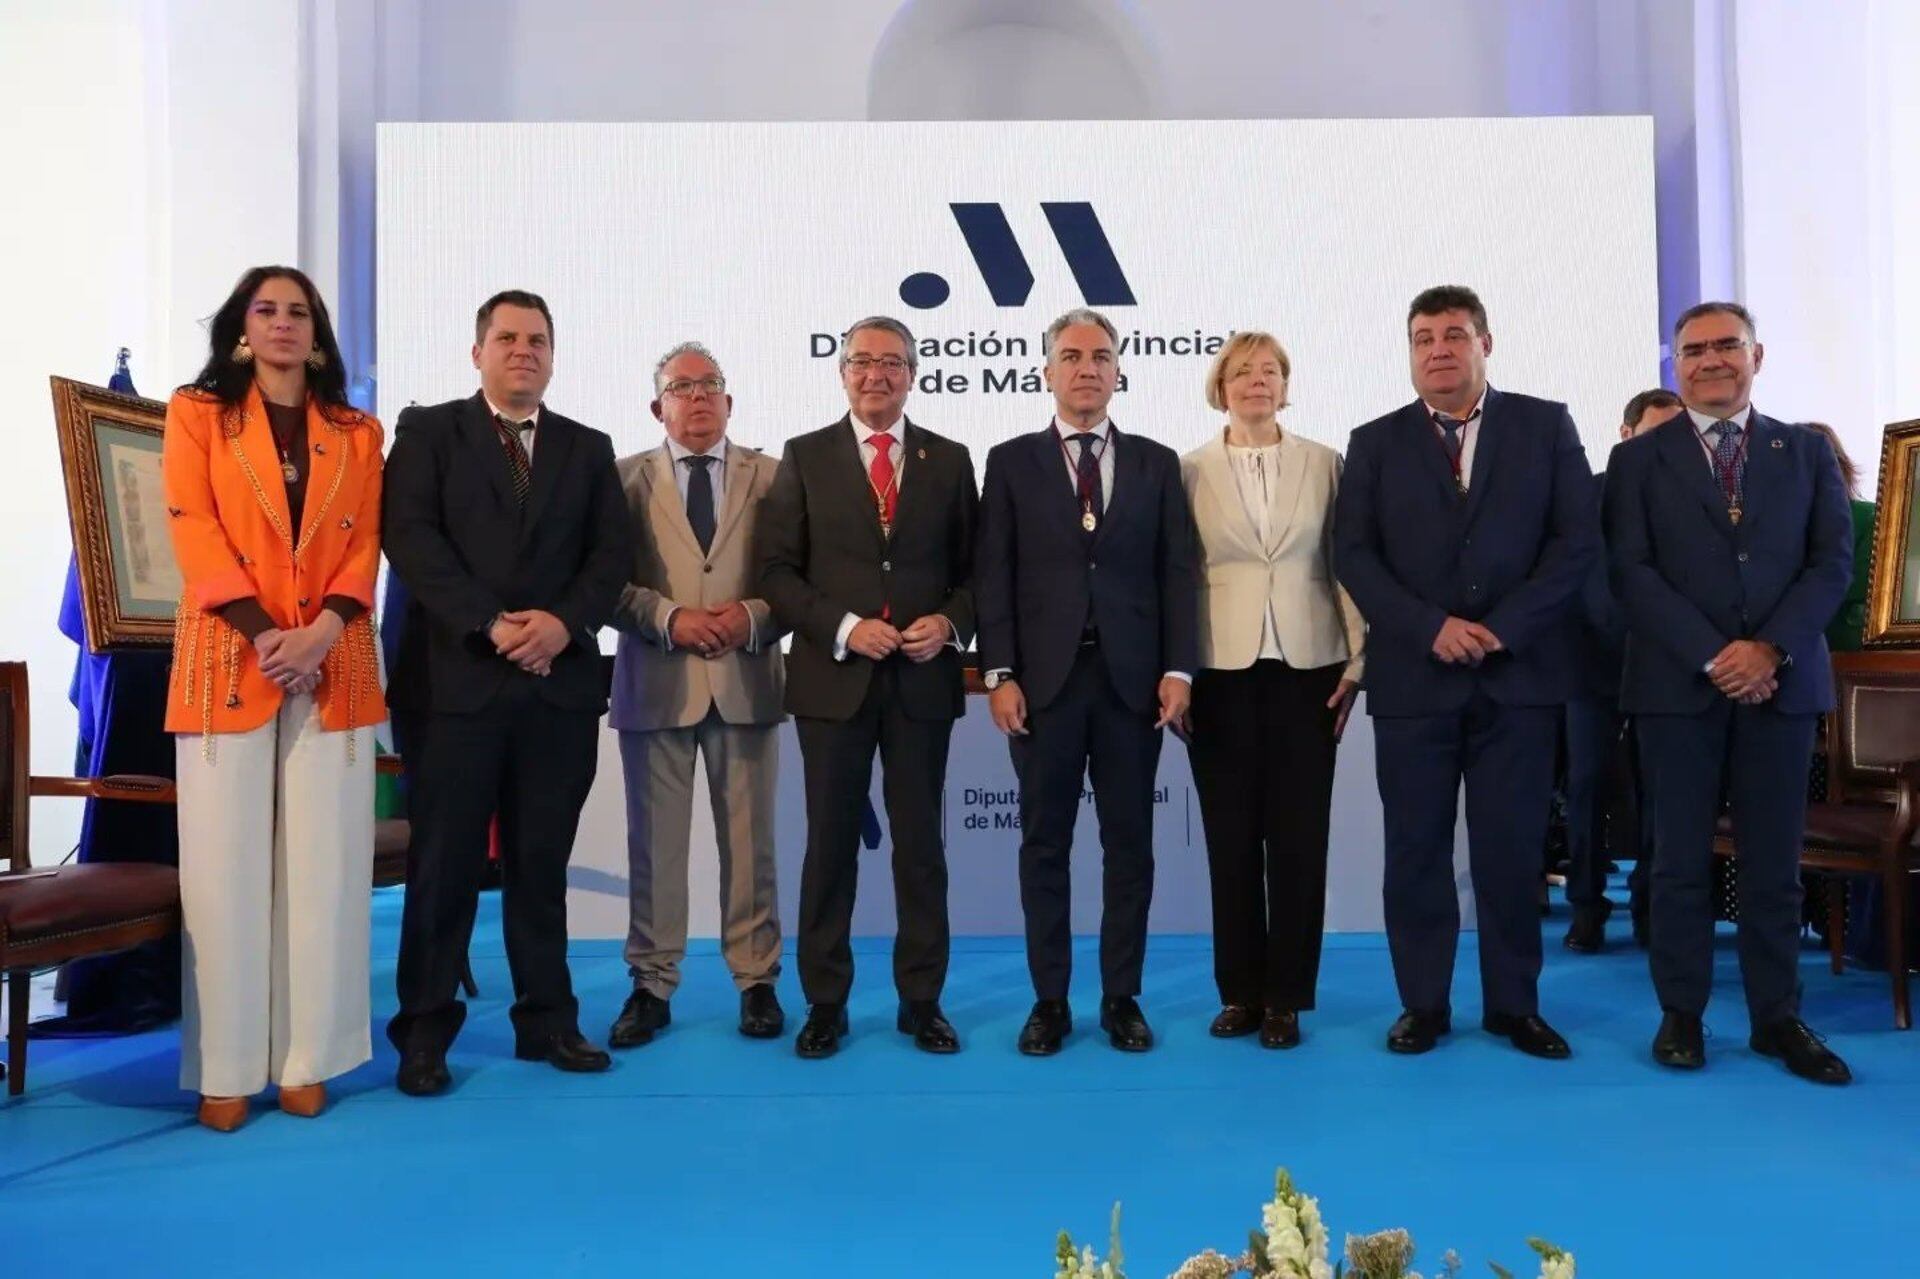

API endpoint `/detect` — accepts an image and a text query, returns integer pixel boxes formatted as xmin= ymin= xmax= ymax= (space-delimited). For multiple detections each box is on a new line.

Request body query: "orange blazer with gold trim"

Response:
xmin=162 ymin=384 xmax=388 ymax=736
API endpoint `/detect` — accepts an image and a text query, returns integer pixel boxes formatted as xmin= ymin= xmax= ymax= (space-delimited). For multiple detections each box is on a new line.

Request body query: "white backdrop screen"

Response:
xmin=376 ymin=119 xmax=1658 ymax=939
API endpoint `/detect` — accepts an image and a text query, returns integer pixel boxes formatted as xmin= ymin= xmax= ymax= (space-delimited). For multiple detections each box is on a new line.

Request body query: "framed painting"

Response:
xmin=1865 ymin=418 xmax=1920 ymax=648
xmin=50 ymin=376 xmax=179 ymax=652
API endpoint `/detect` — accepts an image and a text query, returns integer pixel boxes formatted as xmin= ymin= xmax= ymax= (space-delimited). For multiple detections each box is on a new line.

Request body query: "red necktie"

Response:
xmin=867 ymin=433 xmax=896 ymax=619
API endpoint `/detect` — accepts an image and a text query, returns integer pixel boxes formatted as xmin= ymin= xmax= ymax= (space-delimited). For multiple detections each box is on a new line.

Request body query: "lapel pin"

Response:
xmin=917 ymin=448 xmax=927 ymax=460
xmin=340 ymin=516 xmax=354 ymax=530
xmin=1771 ymin=438 xmax=1784 ymax=448
xmin=313 ymin=442 xmax=327 ymax=455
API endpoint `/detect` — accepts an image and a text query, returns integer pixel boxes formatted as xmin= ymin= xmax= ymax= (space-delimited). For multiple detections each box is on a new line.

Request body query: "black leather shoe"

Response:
xmin=1209 ymin=1005 xmax=1260 ymax=1038
xmin=1386 ymin=1009 xmax=1450 ymax=1054
xmin=1099 ymin=995 xmax=1154 ymax=1052
xmin=1750 ymin=1017 xmax=1852 ymax=1085
xmin=1483 ymin=1011 xmax=1571 ymax=1060
xmin=396 ymin=1045 xmax=450 ymax=1097
xmin=794 ymin=1004 xmax=848 ymax=1059
xmin=1651 ymin=1010 xmax=1705 ymax=1070
xmin=897 ymin=1000 xmax=961 ymax=1054
xmin=739 ymin=984 xmax=784 ymax=1039
xmin=1562 ymin=909 xmax=1607 ymax=954
xmin=608 ymin=989 xmax=671 ymax=1048
xmin=515 ymin=1027 xmax=612 ymax=1073
xmin=1017 ymin=999 xmax=1072 ymax=1056
xmin=1259 ymin=1009 xmax=1300 ymax=1050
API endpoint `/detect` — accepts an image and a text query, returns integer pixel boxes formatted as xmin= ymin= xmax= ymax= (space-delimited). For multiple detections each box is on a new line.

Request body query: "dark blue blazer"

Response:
xmin=974 ymin=424 xmax=1199 ymax=714
xmin=1602 ymin=410 xmax=1852 ymax=717
xmin=1332 ymin=387 xmax=1597 ymax=717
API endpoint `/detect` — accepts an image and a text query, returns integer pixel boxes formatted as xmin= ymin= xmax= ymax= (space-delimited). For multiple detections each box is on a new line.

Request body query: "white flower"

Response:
xmin=1540 ymin=1254 xmax=1575 ymax=1279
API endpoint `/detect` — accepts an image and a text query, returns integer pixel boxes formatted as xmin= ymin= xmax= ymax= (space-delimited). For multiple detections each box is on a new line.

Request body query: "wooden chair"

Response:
xmin=0 ymin=662 xmax=180 ymax=1095
xmin=1713 ymin=651 xmax=1920 ymax=1028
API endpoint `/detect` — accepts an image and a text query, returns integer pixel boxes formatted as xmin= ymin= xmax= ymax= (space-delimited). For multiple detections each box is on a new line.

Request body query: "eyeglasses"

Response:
xmin=1676 ymin=337 xmax=1750 ymax=361
xmin=843 ymin=355 xmax=910 ymax=375
xmin=661 ymin=376 xmax=726 ymax=399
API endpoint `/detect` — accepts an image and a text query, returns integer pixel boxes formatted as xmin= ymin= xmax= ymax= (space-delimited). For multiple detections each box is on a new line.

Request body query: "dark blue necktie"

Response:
xmin=1711 ymin=420 xmax=1746 ymax=512
xmin=684 ymin=454 xmax=716 ymax=554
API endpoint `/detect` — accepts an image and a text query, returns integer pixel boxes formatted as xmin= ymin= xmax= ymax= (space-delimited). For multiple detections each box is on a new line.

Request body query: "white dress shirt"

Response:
xmin=1225 ymin=440 xmax=1286 ymax=662
xmin=1418 ymin=391 xmax=1485 ymax=491
xmin=483 ymin=396 xmax=538 ymax=460
xmin=1687 ymin=404 xmax=1754 ymax=472
xmin=659 ymin=436 xmax=757 ymax=654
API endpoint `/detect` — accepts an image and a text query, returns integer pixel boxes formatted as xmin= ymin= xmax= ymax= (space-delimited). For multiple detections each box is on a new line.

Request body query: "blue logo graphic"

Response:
xmin=900 ymin=202 xmax=1137 ymax=309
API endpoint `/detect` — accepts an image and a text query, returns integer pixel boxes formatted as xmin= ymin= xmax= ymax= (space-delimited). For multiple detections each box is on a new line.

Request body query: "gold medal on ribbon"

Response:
xmin=1728 ymin=506 xmax=1742 ymax=526
xmin=1081 ymin=510 xmax=1098 ymax=532
xmin=281 ymin=461 xmax=300 ymax=484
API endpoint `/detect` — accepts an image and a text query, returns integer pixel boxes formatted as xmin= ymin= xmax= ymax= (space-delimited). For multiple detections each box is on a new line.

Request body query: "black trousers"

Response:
xmin=1373 ymin=692 xmax=1557 ymax=1018
xmin=388 ymin=679 xmax=599 ymax=1052
xmin=1638 ymin=704 xmax=1815 ymax=1026
xmin=793 ymin=662 xmax=954 ymax=1007
xmin=1188 ymin=660 xmax=1344 ymax=1011
xmin=1562 ymin=698 xmax=1651 ymax=921
xmin=1011 ymin=646 xmax=1163 ymax=1001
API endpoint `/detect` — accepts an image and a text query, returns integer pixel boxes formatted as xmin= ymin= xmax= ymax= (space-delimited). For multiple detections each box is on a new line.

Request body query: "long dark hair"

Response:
xmin=187 ymin=265 xmax=351 ymax=411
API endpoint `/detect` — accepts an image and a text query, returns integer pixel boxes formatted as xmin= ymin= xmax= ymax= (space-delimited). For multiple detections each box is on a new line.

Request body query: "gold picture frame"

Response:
xmin=50 ymin=376 xmax=180 ymax=653
xmin=1865 ymin=417 xmax=1920 ymax=648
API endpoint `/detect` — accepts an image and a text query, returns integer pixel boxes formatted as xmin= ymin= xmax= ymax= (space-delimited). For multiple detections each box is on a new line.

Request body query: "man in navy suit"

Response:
xmin=1562 ymin=388 xmax=1684 ymax=954
xmin=975 ymin=307 xmax=1199 ymax=1056
xmin=1604 ymin=302 xmax=1853 ymax=1084
xmin=1334 ymin=285 xmax=1596 ymax=1059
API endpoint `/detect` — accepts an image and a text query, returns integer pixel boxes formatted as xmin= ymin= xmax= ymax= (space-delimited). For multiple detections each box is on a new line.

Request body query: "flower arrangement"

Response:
xmin=1053 ymin=1169 xmax=1573 ymax=1279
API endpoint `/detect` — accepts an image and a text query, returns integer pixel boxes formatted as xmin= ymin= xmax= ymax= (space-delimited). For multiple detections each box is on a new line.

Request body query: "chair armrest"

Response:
xmin=28 ymin=774 xmax=178 ymax=804
xmin=1893 ymin=759 xmax=1920 ymax=846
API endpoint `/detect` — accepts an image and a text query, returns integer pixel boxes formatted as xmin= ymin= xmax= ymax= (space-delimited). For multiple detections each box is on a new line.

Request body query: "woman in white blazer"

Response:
xmin=1180 ymin=331 xmax=1365 ymax=1049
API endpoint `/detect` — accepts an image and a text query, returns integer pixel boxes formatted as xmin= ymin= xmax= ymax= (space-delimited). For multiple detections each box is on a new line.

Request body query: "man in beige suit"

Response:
xmin=607 ymin=342 xmax=788 ymax=1046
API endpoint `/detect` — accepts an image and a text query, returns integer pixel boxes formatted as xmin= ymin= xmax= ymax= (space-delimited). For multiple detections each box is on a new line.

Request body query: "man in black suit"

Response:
xmin=1562 ymin=388 xmax=1683 ymax=954
xmin=1333 ymin=285 xmax=1596 ymax=1060
xmin=753 ymin=315 xmax=978 ymax=1059
xmin=1605 ymin=301 xmax=1854 ymax=1084
xmin=975 ymin=307 xmax=1198 ymax=1056
xmin=382 ymin=290 xmax=630 ymax=1094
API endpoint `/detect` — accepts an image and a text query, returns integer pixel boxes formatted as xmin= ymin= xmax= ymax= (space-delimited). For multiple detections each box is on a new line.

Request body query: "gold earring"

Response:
xmin=305 ymin=348 xmax=327 ymax=371
xmin=232 ymin=335 xmax=254 ymax=365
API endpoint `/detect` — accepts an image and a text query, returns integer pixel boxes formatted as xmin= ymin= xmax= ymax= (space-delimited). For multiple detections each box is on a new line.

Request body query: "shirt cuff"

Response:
xmin=1163 ymin=671 xmax=1193 ymax=684
xmin=216 ymin=597 xmax=277 ymax=642
xmin=833 ymin=612 xmax=859 ymax=662
xmin=938 ymin=614 xmax=962 ymax=651
xmin=662 ymin=604 xmax=680 ymax=652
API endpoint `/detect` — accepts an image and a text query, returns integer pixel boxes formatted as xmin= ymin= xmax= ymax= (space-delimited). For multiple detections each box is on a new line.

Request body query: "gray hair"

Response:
xmin=1045 ymin=307 xmax=1119 ymax=353
xmin=1673 ymin=301 xmax=1757 ymax=343
xmin=652 ymin=340 xmax=725 ymax=394
xmin=840 ymin=315 xmax=919 ymax=371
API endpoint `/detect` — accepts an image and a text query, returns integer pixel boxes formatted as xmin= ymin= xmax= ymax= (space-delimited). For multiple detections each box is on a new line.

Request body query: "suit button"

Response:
xmin=1469 ymin=584 xmax=1480 ymax=593
xmin=1737 ymin=552 xmax=1749 ymax=564
xmin=703 ymin=564 xmax=712 ymax=573
xmin=298 ymin=597 xmax=310 ymax=607
xmin=1089 ymin=561 xmax=1097 ymax=571
xmin=881 ymin=560 xmax=891 ymax=572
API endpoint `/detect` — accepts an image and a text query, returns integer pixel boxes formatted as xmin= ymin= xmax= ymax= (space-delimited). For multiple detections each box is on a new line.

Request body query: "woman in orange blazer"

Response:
xmin=163 ymin=265 xmax=386 ymax=1131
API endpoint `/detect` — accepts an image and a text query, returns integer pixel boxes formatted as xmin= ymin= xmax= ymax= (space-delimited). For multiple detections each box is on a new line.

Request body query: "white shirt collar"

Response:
xmin=1419 ymin=390 xmax=1486 ymax=425
xmin=665 ymin=435 xmax=725 ymax=464
xmin=484 ymin=395 xmax=540 ymax=430
xmin=1686 ymin=404 xmax=1753 ymax=434
xmin=1053 ymin=416 xmax=1112 ymax=443
xmin=850 ymin=413 xmax=904 ymax=446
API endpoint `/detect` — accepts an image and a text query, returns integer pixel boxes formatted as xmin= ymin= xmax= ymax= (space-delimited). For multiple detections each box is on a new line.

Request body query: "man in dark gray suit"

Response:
xmin=753 ymin=315 xmax=978 ymax=1059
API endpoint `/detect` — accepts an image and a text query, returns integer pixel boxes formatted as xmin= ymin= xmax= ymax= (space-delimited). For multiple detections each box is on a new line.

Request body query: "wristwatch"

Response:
xmin=982 ymin=670 xmax=1012 ymax=691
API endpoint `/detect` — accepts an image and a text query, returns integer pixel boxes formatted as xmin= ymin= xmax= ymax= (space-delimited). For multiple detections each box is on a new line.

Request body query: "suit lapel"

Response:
xmin=1267 ymin=433 xmax=1309 ymax=555
xmin=521 ymin=407 xmax=573 ymax=535
xmin=1461 ymin=388 xmax=1504 ymax=527
xmin=1399 ymin=402 xmax=1459 ymax=505
xmin=889 ymin=419 xmax=928 ymax=541
xmin=227 ymin=382 xmax=294 ymax=548
xmin=461 ymin=393 xmax=519 ymax=513
xmin=295 ymin=397 xmax=348 ymax=551
xmin=1092 ymin=421 xmax=1133 ymax=546
xmin=835 ymin=415 xmax=888 ymax=550
xmin=710 ymin=439 xmax=755 ymax=553
xmin=1737 ymin=411 xmax=1789 ymax=534
xmin=648 ymin=445 xmax=703 ymax=558
xmin=1653 ymin=414 xmax=1734 ymax=533
xmin=1195 ymin=436 xmax=1261 ymax=558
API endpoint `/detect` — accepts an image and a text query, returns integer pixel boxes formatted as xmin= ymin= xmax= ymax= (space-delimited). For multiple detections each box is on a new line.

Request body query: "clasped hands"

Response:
xmin=668 ymin=601 xmax=754 ymax=658
xmin=254 ymin=612 xmax=345 ymax=695
xmin=1707 ymin=639 xmax=1781 ymax=705
xmin=846 ymin=614 xmax=952 ymax=663
xmin=490 ymin=609 xmax=571 ymax=676
xmin=1431 ymin=615 xmax=1505 ymax=665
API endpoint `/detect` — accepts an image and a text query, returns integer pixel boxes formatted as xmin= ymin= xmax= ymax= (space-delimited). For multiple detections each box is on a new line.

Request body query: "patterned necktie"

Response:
xmin=495 ymin=415 xmax=532 ymax=507
xmin=684 ymin=454 xmax=717 ymax=553
xmin=867 ymin=433 xmax=897 ymax=527
xmin=1712 ymin=419 xmax=1747 ymax=513
xmin=1073 ymin=433 xmax=1105 ymax=521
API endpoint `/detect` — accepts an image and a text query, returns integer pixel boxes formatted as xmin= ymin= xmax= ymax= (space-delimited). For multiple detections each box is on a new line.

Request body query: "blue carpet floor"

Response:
xmin=3 ymin=888 xmax=1914 ymax=1276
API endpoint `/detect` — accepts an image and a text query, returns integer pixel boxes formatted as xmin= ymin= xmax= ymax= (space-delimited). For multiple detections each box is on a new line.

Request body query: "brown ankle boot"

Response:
xmin=277 ymin=1082 xmax=327 ymax=1118
xmin=197 ymin=1095 xmax=249 ymax=1132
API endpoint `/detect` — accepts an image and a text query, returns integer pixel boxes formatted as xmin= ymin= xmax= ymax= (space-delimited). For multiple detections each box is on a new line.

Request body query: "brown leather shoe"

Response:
xmin=278 ymin=1083 xmax=327 ymax=1118
xmin=197 ymin=1095 xmax=249 ymax=1132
